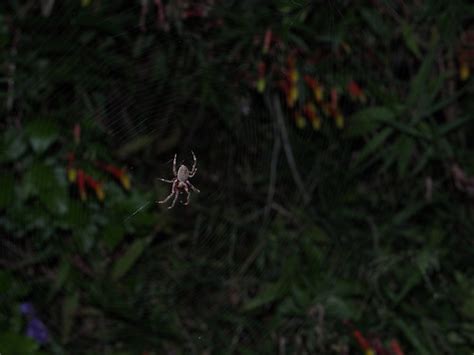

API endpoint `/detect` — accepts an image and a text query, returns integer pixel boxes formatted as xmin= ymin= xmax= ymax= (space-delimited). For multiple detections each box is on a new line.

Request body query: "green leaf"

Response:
xmin=0 ymin=173 xmax=15 ymax=208
xmin=324 ymin=296 xmax=355 ymax=319
xmin=28 ymin=162 xmax=56 ymax=192
xmin=116 ymin=133 xmax=157 ymax=158
xmin=63 ymin=200 xmax=90 ymax=227
xmin=345 ymin=107 xmax=394 ymax=138
xmin=397 ymin=137 xmax=414 ymax=178
xmin=25 ymin=119 xmax=59 ymax=153
xmin=0 ymin=270 xmax=13 ymax=293
xmin=111 ymin=237 xmax=150 ymax=281
xmin=391 ymin=202 xmax=426 ymax=227
xmin=354 ymin=127 xmax=393 ymax=165
xmin=394 ymin=318 xmax=431 ymax=355
xmin=407 ymin=46 xmax=436 ymax=108
xmin=360 ymin=8 xmax=389 ymax=38
xmin=402 ymin=22 xmax=421 ymax=59
xmin=48 ymin=260 xmax=71 ymax=300
xmin=0 ymin=332 xmax=39 ymax=355
xmin=0 ymin=129 xmax=27 ymax=162
xmin=242 ymin=282 xmax=283 ymax=311
xmin=62 ymin=291 xmax=80 ymax=343
xmin=438 ymin=116 xmax=472 ymax=137
xmin=103 ymin=223 xmax=126 ymax=250
xmin=461 ymin=292 xmax=474 ymax=319
xmin=39 ymin=183 xmax=68 ymax=215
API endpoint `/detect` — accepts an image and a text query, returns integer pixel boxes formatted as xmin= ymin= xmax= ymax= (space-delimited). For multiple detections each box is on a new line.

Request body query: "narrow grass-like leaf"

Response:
xmin=112 ymin=237 xmax=150 ymax=281
xmin=354 ymin=128 xmax=392 ymax=165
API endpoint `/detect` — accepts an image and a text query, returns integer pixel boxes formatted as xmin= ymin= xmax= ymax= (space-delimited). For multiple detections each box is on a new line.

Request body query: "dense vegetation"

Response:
xmin=1 ymin=1 xmax=473 ymax=354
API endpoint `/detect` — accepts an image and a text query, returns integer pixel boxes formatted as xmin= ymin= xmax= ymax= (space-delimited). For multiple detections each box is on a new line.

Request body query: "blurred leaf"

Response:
xmin=402 ymin=22 xmax=421 ymax=59
xmin=62 ymin=291 xmax=80 ymax=343
xmin=0 ymin=271 xmax=13 ymax=293
xmin=324 ymin=296 xmax=355 ymax=319
xmin=242 ymin=282 xmax=283 ymax=312
xmin=345 ymin=107 xmax=394 ymax=137
xmin=48 ymin=260 xmax=71 ymax=300
xmin=0 ymin=332 xmax=39 ymax=355
xmin=63 ymin=200 xmax=90 ymax=227
xmin=394 ymin=318 xmax=431 ymax=355
xmin=407 ymin=46 xmax=436 ymax=108
xmin=40 ymin=184 xmax=68 ymax=215
xmin=0 ymin=173 xmax=15 ymax=208
xmin=438 ymin=116 xmax=473 ymax=137
xmin=28 ymin=162 xmax=56 ymax=192
xmin=354 ymin=127 xmax=392 ymax=165
xmin=0 ymin=129 xmax=27 ymax=162
xmin=461 ymin=290 xmax=474 ymax=319
xmin=391 ymin=202 xmax=426 ymax=227
xmin=25 ymin=119 xmax=59 ymax=153
xmin=103 ymin=223 xmax=126 ymax=250
xmin=360 ymin=8 xmax=390 ymax=38
xmin=397 ymin=137 xmax=414 ymax=178
xmin=117 ymin=133 xmax=157 ymax=158
xmin=111 ymin=237 xmax=150 ymax=281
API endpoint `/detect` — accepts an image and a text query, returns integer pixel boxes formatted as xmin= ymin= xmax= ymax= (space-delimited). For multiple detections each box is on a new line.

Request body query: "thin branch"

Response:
xmin=268 ymin=94 xmax=310 ymax=205
xmin=264 ymin=113 xmax=282 ymax=220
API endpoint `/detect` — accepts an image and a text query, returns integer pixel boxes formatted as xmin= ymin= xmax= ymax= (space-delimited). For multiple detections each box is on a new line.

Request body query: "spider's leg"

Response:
xmin=156 ymin=190 xmax=175 ymax=204
xmin=168 ymin=190 xmax=179 ymax=209
xmin=158 ymin=178 xmax=174 ymax=183
xmin=157 ymin=181 xmax=177 ymax=204
xmin=190 ymin=151 xmax=197 ymax=176
xmin=183 ymin=185 xmax=190 ymax=205
xmin=187 ymin=181 xmax=200 ymax=193
xmin=173 ymin=154 xmax=177 ymax=176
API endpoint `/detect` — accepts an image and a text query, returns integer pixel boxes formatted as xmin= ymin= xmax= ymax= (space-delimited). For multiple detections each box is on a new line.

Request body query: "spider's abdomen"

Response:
xmin=177 ymin=165 xmax=189 ymax=182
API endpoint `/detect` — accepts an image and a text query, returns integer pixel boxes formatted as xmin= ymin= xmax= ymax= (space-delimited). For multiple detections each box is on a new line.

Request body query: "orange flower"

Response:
xmin=100 ymin=163 xmax=131 ymax=191
xmin=304 ymin=75 xmax=324 ymax=102
xmin=330 ymin=88 xmax=339 ymax=112
xmin=294 ymin=111 xmax=306 ymax=129
xmin=67 ymin=152 xmax=77 ymax=183
xmin=347 ymin=80 xmax=367 ymax=103
xmin=460 ymin=59 xmax=470 ymax=81
xmin=353 ymin=330 xmax=373 ymax=353
xmin=288 ymin=85 xmax=298 ymax=107
xmin=76 ymin=169 xmax=87 ymax=201
xmin=73 ymin=123 xmax=81 ymax=145
xmin=289 ymin=67 xmax=299 ymax=84
xmin=303 ymin=102 xmax=321 ymax=130
xmin=262 ymin=28 xmax=272 ymax=54
xmin=389 ymin=339 xmax=405 ymax=355
xmin=68 ymin=168 xmax=77 ymax=183
xmin=257 ymin=62 xmax=266 ymax=93
xmin=84 ymin=174 xmax=105 ymax=202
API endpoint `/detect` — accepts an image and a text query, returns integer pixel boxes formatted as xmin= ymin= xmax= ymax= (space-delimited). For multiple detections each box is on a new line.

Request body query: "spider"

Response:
xmin=156 ymin=151 xmax=200 ymax=209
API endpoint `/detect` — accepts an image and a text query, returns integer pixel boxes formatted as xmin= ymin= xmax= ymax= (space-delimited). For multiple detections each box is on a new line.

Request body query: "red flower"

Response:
xmin=303 ymin=102 xmax=321 ymax=130
xmin=389 ymin=339 xmax=405 ymax=355
xmin=76 ymin=169 xmax=87 ymax=201
xmin=347 ymin=80 xmax=366 ymax=103
xmin=262 ymin=28 xmax=272 ymax=54
xmin=353 ymin=329 xmax=371 ymax=351
xmin=256 ymin=61 xmax=266 ymax=93
xmin=84 ymin=174 xmax=105 ymax=201
xmin=97 ymin=162 xmax=131 ymax=191
xmin=73 ymin=123 xmax=81 ymax=145
xmin=304 ymin=75 xmax=324 ymax=103
xmin=330 ymin=88 xmax=339 ymax=112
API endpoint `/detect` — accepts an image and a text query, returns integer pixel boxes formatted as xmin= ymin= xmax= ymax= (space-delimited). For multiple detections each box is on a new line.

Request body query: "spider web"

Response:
xmin=1 ymin=0 xmax=403 ymax=353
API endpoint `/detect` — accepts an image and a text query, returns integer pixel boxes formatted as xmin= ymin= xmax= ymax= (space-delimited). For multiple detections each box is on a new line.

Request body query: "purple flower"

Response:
xmin=26 ymin=317 xmax=49 ymax=345
xmin=19 ymin=302 xmax=49 ymax=345
xmin=20 ymin=302 xmax=35 ymax=316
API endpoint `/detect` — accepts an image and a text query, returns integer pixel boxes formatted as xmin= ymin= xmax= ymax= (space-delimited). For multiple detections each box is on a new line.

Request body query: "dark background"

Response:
xmin=0 ymin=0 xmax=473 ymax=354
